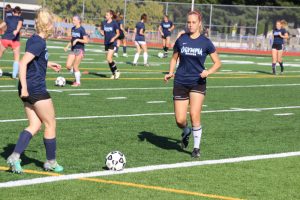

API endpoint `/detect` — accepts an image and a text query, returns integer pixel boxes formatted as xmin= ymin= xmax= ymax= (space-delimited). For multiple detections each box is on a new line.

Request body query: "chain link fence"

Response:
xmin=3 ymin=0 xmax=300 ymax=51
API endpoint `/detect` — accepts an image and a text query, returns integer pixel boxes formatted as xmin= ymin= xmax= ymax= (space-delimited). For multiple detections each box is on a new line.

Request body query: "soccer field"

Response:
xmin=0 ymin=39 xmax=299 ymax=200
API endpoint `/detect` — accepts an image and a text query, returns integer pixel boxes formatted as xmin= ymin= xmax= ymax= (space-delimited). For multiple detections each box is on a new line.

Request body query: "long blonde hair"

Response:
xmin=280 ymin=20 xmax=288 ymax=29
xmin=35 ymin=8 xmax=54 ymax=38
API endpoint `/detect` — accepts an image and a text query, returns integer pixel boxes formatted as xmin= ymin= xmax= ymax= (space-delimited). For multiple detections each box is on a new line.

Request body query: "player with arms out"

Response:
xmin=0 ymin=6 xmax=23 ymax=79
xmin=7 ymin=8 xmax=64 ymax=173
xmin=132 ymin=13 xmax=149 ymax=67
xmin=64 ymin=15 xmax=89 ymax=87
xmin=100 ymin=10 xmax=121 ymax=79
xmin=271 ymin=20 xmax=288 ymax=75
xmin=164 ymin=11 xmax=221 ymax=158
xmin=158 ymin=15 xmax=175 ymax=57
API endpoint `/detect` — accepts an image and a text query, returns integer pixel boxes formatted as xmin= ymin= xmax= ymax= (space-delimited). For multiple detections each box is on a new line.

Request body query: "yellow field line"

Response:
xmin=0 ymin=166 xmax=243 ymax=200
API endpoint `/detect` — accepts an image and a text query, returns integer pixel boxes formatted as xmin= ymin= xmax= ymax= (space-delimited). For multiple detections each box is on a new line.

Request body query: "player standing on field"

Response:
xmin=7 ymin=9 xmax=63 ymax=173
xmin=158 ymin=15 xmax=175 ymax=58
xmin=100 ymin=10 xmax=121 ymax=79
xmin=271 ymin=20 xmax=288 ymax=75
xmin=164 ymin=11 xmax=221 ymax=158
xmin=0 ymin=6 xmax=23 ymax=79
xmin=132 ymin=13 xmax=149 ymax=67
xmin=115 ymin=13 xmax=128 ymax=58
xmin=64 ymin=15 xmax=89 ymax=87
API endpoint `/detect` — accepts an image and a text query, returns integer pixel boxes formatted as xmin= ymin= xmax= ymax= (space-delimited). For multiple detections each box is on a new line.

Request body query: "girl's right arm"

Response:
xmin=164 ymin=52 xmax=179 ymax=82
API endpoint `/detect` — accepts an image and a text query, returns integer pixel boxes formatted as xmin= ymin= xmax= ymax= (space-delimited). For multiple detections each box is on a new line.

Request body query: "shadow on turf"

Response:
xmin=0 ymin=144 xmax=44 ymax=171
xmin=1 ymin=72 xmax=12 ymax=78
xmin=87 ymin=72 xmax=107 ymax=78
xmin=254 ymin=70 xmax=273 ymax=75
xmin=138 ymin=131 xmax=190 ymax=155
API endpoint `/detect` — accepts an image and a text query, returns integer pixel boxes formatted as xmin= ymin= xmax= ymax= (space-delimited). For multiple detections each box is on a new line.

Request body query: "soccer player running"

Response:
xmin=64 ymin=15 xmax=88 ymax=87
xmin=158 ymin=15 xmax=175 ymax=58
xmin=7 ymin=9 xmax=63 ymax=173
xmin=164 ymin=11 xmax=221 ymax=158
xmin=0 ymin=6 xmax=23 ymax=79
xmin=132 ymin=13 xmax=149 ymax=67
xmin=115 ymin=14 xmax=128 ymax=57
xmin=271 ymin=20 xmax=288 ymax=75
xmin=100 ymin=10 xmax=121 ymax=79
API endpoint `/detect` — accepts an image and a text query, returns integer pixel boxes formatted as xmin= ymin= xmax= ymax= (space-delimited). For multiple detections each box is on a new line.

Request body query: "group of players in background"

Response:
xmin=0 ymin=5 xmax=289 ymax=173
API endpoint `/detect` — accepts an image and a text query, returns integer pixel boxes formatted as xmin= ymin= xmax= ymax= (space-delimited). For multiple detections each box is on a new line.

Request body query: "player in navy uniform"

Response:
xmin=115 ymin=14 xmax=128 ymax=57
xmin=7 ymin=9 xmax=64 ymax=173
xmin=271 ymin=20 xmax=288 ymax=75
xmin=5 ymin=4 xmax=13 ymax=18
xmin=64 ymin=15 xmax=88 ymax=87
xmin=132 ymin=13 xmax=148 ymax=67
xmin=164 ymin=11 xmax=221 ymax=158
xmin=0 ymin=6 xmax=23 ymax=79
xmin=100 ymin=10 xmax=121 ymax=79
xmin=158 ymin=15 xmax=175 ymax=57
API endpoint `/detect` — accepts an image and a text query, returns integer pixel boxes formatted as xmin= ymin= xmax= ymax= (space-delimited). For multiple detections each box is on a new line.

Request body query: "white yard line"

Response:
xmin=106 ymin=97 xmax=127 ymax=100
xmin=147 ymin=101 xmax=166 ymax=104
xmin=274 ymin=113 xmax=294 ymax=116
xmin=69 ymin=93 xmax=91 ymax=96
xmin=0 ymin=105 xmax=299 ymax=123
xmin=1 ymin=151 xmax=300 ymax=188
xmin=0 ymin=85 xmax=15 ymax=88
xmin=1 ymin=83 xmax=300 ymax=93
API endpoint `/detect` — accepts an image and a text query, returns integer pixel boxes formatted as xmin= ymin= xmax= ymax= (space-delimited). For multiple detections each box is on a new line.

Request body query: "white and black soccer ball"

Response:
xmin=0 ymin=69 xmax=3 ymax=77
xmin=105 ymin=151 xmax=126 ymax=171
xmin=55 ymin=76 xmax=66 ymax=87
xmin=158 ymin=52 xmax=164 ymax=58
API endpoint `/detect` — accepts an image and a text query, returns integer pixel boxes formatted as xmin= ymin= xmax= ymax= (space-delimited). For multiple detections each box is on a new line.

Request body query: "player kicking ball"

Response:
xmin=164 ymin=11 xmax=221 ymax=158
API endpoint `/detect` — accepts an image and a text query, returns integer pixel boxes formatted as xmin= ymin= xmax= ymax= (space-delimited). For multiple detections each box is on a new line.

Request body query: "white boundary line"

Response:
xmin=0 ymin=105 xmax=299 ymax=123
xmin=1 ymin=83 xmax=300 ymax=93
xmin=1 ymin=151 xmax=299 ymax=188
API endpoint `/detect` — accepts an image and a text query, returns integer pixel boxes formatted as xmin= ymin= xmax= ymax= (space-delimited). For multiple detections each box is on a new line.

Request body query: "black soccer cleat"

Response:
xmin=181 ymin=128 xmax=191 ymax=149
xmin=191 ymin=148 xmax=201 ymax=158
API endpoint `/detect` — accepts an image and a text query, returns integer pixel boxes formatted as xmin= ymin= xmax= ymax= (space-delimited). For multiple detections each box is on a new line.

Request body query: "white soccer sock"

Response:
xmin=192 ymin=126 xmax=202 ymax=149
xmin=133 ymin=53 xmax=140 ymax=64
xmin=143 ymin=52 xmax=148 ymax=64
xmin=74 ymin=71 xmax=81 ymax=83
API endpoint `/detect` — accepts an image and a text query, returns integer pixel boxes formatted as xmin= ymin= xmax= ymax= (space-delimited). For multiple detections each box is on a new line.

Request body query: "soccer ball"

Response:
xmin=105 ymin=151 xmax=126 ymax=171
xmin=158 ymin=52 xmax=164 ymax=58
xmin=0 ymin=69 xmax=2 ymax=77
xmin=55 ymin=76 xmax=66 ymax=87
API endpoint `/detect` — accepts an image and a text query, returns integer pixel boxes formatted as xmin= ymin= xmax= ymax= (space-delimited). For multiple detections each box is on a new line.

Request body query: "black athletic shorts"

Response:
xmin=272 ymin=44 xmax=283 ymax=50
xmin=20 ymin=92 xmax=51 ymax=105
xmin=105 ymin=43 xmax=115 ymax=51
xmin=118 ymin=32 xmax=125 ymax=40
xmin=173 ymin=84 xmax=206 ymax=100
xmin=161 ymin=34 xmax=171 ymax=39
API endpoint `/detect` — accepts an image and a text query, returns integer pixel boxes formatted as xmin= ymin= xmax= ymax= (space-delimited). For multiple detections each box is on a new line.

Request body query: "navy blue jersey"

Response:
xmin=160 ymin=21 xmax=173 ymax=36
xmin=2 ymin=16 xmax=23 ymax=41
xmin=20 ymin=34 xmax=48 ymax=95
xmin=5 ymin=11 xmax=13 ymax=18
xmin=273 ymin=28 xmax=287 ymax=45
xmin=71 ymin=26 xmax=87 ymax=50
xmin=118 ymin=20 xmax=124 ymax=34
xmin=135 ymin=22 xmax=145 ymax=41
xmin=101 ymin=20 xmax=119 ymax=45
xmin=174 ymin=33 xmax=216 ymax=85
